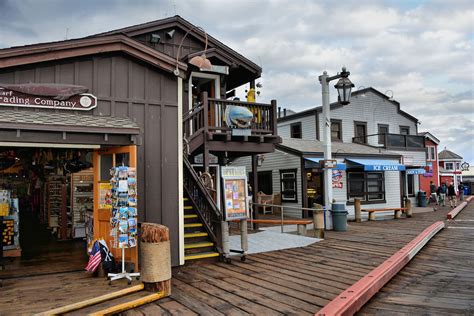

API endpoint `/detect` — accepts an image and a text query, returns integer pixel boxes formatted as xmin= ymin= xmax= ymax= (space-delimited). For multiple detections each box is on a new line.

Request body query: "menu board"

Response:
xmin=221 ymin=166 xmax=248 ymax=221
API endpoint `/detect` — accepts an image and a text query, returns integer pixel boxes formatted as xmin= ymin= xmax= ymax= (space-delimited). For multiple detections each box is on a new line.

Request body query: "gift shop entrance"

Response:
xmin=0 ymin=144 xmax=137 ymax=278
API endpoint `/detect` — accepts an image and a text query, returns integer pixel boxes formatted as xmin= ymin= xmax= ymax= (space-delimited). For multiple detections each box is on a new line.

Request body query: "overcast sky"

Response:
xmin=1 ymin=0 xmax=473 ymax=165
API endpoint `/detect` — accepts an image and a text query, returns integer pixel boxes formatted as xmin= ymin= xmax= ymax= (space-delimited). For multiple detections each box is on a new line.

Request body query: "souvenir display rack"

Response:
xmin=46 ymin=176 xmax=65 ymax=233
xmin=107 ymin=166 xmax=140 ymax=284
xmin=1 ymin=190 xmax=21 ymax=257
xmin=70 ymin=168 xmax=93 ymax=239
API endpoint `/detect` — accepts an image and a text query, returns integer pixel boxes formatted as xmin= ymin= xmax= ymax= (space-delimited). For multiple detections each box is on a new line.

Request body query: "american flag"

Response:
xmin=85 ymin=241 xmax=102 ymax=272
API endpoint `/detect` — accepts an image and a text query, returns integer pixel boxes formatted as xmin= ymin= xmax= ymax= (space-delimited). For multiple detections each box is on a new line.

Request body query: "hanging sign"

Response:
xmin=221 ymin=166 xmax=248 ymax=221
xmin=0 ymin=87 xmax=97 ymax=111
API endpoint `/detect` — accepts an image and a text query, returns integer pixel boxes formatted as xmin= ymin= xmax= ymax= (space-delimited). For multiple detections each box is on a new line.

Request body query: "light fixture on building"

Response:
xmin=150 ymin=33 xmax=161 ymax=44
xmin=333 ymin=67 xmax=355 ymax=105
xmin=174 ymin=26 xmax=213 ymax=76
xmin=166 ymin=29 xmax=175 ymax=39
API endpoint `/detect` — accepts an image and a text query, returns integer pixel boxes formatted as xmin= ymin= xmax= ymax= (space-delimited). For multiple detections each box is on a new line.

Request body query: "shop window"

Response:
xmin=348 ymin=171 xmax=385 ymax=202
xmin=445 ymin=162 xmax=453 ymax=170
xmin=331 ymin=119 xmax=342 ymax=141
xmin=354 ymin=122 xmax=367 ymax=144
xmin=378 ymin=124 xmax=389 ymax=145
xmin=290 ymin=122 xmax=302 ymax=139
xmin=280 ymin=169 xmax=297 ymax=202
xmin=400 ymin=126 xmax=410 ymax=135
xmin=407 ymin=174 xmax=415 ymax=197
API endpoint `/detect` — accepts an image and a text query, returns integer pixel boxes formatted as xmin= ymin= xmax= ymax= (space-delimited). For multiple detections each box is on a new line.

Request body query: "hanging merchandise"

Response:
xmin=107 ymin=165 xmax=140 ymax=284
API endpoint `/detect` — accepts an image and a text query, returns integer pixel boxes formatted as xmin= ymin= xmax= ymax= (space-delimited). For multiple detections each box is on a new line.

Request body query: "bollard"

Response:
xmin=406 ymin=199 xmax=412 ymax=218
xmin=354 ymin=198 xmax=362 ymax=223
xmin=221 ymin=221 xmax=230 ymax=261
xmin=313 ymin=204 xmax=325 ymax=239
xmin=240 ymin=219 xmax=248 ymax=255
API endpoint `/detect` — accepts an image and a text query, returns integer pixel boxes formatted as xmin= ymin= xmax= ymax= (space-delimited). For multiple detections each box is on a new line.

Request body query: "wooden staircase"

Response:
xmin=183 ymin=197 xmax=220 ymax=262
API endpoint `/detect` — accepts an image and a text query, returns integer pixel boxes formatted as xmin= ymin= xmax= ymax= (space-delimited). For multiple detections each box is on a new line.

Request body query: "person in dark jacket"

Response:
xmin=447 ymin=182 xmax=457 ymax=208
xmin=439 ymin=183 xmax=447 ymax=207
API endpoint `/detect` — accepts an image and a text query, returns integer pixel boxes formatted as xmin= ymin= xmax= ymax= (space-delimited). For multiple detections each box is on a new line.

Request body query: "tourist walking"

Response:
xmin=458 ymin=182 xmax=464 ymax=201
xmin=429 ymin=181 xmax=438 ymax=205
xmin=448 ymin=182 xmax=457 ymax=208
xmin=439 ymin=183 xmax=447 ymax=207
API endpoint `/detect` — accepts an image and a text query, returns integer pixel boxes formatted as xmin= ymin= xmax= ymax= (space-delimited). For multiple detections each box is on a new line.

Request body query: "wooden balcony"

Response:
xmin=183 ymin=92 xmax=281 ymax=158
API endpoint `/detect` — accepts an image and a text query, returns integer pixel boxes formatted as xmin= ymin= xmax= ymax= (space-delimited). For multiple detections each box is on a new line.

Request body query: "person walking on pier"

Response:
xmin=438 ymin=183 xmax=447 ymax=207
xmin=448 ymin=182 xmax=457 ymax=208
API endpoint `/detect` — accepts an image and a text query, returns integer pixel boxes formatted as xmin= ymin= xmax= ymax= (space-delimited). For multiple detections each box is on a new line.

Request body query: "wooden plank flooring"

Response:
xmin=1 ymin=201 xmax=472 ymax=315
xmin=358 ymin=202 xmax=474 ymax=315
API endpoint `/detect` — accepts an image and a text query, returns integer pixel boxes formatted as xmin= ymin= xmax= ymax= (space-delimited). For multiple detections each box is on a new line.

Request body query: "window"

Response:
xmin=400 ymin=126 xmax=410 ymax=135
xmin=348 ymin=171 xmax=385 ymax=202
xmin=378 ymin=124 xmax=389 ymax=145
xmin=331 ymin=119 xmax=342 ymax=141
xmin=354 ymin=122 xmax=367 ymax=144
xmin=290 ymin=122 xmax=302 ymax=139
xmin=407 ymin=174 xmax=415 ymax=197
xmin=456 ymin=162 xmax=461 ymax=170
xmin=280 ymin=169 xmax=297 ymax=202
xmin=426 ymin=146 xmax=436 ymax=161
xmin=445 ymin=162 xmax=453 ymax=170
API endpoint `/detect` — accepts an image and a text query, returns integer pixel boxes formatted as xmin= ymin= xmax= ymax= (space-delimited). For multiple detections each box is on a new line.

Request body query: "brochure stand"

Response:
xmin=107 ymin=166 xmax=140 ymax=285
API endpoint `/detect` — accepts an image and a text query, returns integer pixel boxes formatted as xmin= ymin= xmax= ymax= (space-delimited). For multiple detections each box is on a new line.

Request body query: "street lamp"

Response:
xmin=174 ymin=26 xmax=213 ymax=76
xmin=319 ymin=67 xmax=354 ymax=229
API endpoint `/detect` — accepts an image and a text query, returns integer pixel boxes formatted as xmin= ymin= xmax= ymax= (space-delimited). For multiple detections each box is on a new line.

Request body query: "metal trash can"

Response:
xmin=331 ymin=203 xmax=348 ymax=232
xmin=417 ymin=191 xmax=427 ymax=207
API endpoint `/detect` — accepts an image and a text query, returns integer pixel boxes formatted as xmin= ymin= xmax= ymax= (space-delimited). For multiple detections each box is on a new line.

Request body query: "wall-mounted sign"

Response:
xmin=407 ymin=168 xmax=426 ymax=175
xmin=332 ymin=170 xmax=343 ymax=188
xmin=461 ymin=162 xmax=470 ymax=171
xmin=0 ymin=87 xmax=97 ymax=111
xmin=423 ymin=162 xmax=433 ymax=177
xmin=320 ymin=159 xmax=337 ymax=169
xmin=194 ymin=153 xmax=219 ymax=164
xmin=221 ymin=166 xmax=248 ymax=221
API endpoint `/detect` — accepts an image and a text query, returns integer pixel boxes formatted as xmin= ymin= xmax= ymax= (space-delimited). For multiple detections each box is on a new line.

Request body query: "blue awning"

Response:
xmin=304 ymin=157 xmax=346 ymax=170
xmin=346 ymin=158 xmax=405 ymax=171
xmin=407 ymin=168 xmax=426 ymax=175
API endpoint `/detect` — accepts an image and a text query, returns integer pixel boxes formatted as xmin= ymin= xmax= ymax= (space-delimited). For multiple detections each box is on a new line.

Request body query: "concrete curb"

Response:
xmin=316 ymin=221 xmax=445 ymax=316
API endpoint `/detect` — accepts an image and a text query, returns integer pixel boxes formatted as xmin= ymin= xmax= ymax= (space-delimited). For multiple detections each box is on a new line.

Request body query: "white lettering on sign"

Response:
xmin=371 ymin=165 xmax=400 ymax=171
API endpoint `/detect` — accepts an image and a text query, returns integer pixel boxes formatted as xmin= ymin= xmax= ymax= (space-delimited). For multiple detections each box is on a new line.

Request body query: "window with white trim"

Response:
xmin=445 ymin=162 xmax=454 ymax=170
xmin=348 ymin=171 xmax=385 ymax=202
xmin=426 ymin=146 xmax=436 ymax=161
xmin=280 ymin=169 xmax=297 ymax=202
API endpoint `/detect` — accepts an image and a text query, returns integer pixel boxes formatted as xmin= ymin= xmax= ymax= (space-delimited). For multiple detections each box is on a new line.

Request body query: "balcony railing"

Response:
xmin=352 ymin=133 xmax=425 ymax=149
xmin=183 ymin=91 xmax=277 ymax=144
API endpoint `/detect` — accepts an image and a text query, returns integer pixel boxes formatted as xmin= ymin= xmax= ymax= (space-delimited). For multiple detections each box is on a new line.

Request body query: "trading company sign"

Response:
xmin=0 ymin=87 xmax=97 ymax=111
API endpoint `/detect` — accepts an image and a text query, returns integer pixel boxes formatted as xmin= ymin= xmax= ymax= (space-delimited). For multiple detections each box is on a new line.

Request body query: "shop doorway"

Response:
xmin=189 ymin=72 xmax=220 ymax=127
xmin=0 ymin=146 xmax=96 ymax=278
xmin=306 ymin=169 xmax=324 ymax=215
xmin=93 ymin=146 xmax=138 ymax=270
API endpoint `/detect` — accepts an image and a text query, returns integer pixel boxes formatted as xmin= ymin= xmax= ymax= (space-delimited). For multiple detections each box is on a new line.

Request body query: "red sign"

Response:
xmin=0 ymin=87 xmax=97 ymax=111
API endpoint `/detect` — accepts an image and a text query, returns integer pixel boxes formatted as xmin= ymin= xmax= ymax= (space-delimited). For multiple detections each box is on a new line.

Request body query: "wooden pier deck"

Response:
xmin=1 ymin=201 xmax=472 ymax=315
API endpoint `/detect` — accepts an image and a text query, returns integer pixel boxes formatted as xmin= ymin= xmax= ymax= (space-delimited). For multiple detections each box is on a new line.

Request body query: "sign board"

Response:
xmin=221 ymin=166 xmax=248 ymax=221
xmin=194 ymin=153 xmax=219 ymax=164
xmin=332 ymin=170 xmax=343 ymax=188
xmin=319 ymin=159 xmax=337 ymax=169
xmin=364 ymin=164 xmax=405 ymax=171
xmin=423 ymin=162 xmax=433 ymax=177
xmin=407 ymin=168 xmax=426 ymax=175
xmin=0 ymin=87 xmax=97 ymax=111
xmin=232 ymin=129 xmax=251 ymax=136
xmin=98 ymin=182 xmax=112 ymax=209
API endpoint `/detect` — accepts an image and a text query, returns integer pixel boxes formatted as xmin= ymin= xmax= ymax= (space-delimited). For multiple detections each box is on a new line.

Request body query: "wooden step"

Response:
xmin=183 ymin=197 xmax=189 ymax=202
xmin=184 ymin=214 xmax=198 ymax=219
xmin=184 ymin=232 xmax=208 ymax=238
xmin=184 ymin=242 xmax=214 ymax=250
xmin=185 ymin=252 xmax=220 ymax=261
xmin=184 ymin=223 xmax=203 ymax=228
xmin=184 ymin=206 xmax=193 ymax=210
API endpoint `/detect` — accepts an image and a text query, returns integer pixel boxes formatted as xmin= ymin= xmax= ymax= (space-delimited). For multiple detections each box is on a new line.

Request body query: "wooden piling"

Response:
xmin=354 ymin=199 xmax=362 ymax=222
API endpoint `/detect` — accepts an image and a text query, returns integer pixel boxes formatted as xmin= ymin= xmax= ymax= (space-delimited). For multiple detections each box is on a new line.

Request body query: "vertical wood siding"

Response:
xmin=0 ymin=53 xmax=180 ymax=265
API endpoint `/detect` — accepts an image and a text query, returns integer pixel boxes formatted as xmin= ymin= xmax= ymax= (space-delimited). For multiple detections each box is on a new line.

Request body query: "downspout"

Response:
xmin=177 ymin=77 xmax=184 ymax=265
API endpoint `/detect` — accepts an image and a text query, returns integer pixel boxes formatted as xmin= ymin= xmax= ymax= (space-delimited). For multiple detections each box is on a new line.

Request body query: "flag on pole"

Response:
xmin=85 ymin=240 xmax=102 ymax=272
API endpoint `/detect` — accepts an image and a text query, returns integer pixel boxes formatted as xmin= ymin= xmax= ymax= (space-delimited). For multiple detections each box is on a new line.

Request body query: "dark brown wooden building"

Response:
xmin=0 ymin=16 xmax=279 ymax=268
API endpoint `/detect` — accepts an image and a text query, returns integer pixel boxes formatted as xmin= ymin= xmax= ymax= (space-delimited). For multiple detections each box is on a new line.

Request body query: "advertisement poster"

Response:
xmin=99 ymin=182 xmax=112 ymax=209
xmin=424 ymin=162 xmax=433 ymax=177
xmin=221 ymin=166 xmax=248 ymax=221
xmin=332 ymin=170 xmax=343 ymax=189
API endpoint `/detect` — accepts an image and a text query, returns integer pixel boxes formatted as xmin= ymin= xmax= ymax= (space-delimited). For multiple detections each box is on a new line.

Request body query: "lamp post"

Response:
xmin=318 ymin=67 xmax=354 ymax=229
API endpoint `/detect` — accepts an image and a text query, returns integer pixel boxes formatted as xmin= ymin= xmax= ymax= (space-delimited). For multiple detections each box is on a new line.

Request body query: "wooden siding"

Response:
xmin=0 ymin=53 xmax=181 ymax=265
xmin=278 ymin=114 xmax=317 ymax=140
xmin=233 ymin=149 xmax=304 ymax=218
xmin=390 ymin=149 xmax=426 ymax=167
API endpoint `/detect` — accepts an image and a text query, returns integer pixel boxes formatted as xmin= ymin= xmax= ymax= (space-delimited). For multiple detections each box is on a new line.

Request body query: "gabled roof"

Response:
xmin=418 ymin=131 xmax=440 ymax=144
xmin=438 ymin=149 xmax=463 ymax=160
xmin=92 ymin=15 xmax=262 ymax=77
xmin=277 ymin=87 xmax=419 ymax=124
xmin=0 ymin=34 xmax=186 ymax=76
xmin=277 ymin=138 xmax=401 ymax=159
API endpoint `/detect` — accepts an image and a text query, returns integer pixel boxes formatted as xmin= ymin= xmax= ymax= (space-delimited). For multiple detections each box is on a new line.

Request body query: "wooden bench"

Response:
xmin=231 ymin=219 xmax=313 ymax=235
xmin=361 ymin=208 xmax=408 ymax=221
